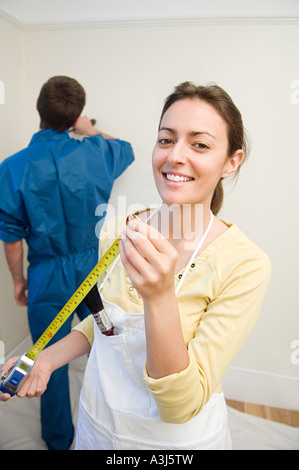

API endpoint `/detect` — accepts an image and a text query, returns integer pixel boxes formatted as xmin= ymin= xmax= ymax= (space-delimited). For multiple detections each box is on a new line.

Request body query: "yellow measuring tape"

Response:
xmin=26 ymin=238 xmax=120 ymax=361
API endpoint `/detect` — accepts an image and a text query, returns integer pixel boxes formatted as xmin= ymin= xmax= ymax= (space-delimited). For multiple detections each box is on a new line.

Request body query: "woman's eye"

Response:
xmin=159 ymin=138 xmax=173 ymax=145
xmin=194 ymin=143 xmax=209 ymax=150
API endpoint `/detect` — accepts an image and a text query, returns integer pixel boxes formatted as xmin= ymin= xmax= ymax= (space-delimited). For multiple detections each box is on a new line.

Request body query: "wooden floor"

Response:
xmin=226 ymin=399 xmax=299 ymax=428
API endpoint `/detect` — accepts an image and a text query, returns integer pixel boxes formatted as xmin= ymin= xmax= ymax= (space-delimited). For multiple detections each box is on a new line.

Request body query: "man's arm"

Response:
xmin=73 ymin=116 xmax=115 ymax=139
xmin=4 ymin=240 xmax=27 ymax=306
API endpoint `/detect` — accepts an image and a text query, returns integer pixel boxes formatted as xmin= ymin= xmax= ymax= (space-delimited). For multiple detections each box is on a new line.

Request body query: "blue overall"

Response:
xmin=0 ymin=129 xmax=134 ymax=449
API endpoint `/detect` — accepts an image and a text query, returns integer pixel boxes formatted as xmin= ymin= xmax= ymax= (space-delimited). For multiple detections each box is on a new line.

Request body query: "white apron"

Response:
xmin=75 ymin=212 xmax=232 ymax=450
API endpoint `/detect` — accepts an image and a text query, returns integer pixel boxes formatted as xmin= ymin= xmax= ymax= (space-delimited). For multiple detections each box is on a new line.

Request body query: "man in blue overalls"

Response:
xmin=0 ymin=76 xmax=134 ymax=449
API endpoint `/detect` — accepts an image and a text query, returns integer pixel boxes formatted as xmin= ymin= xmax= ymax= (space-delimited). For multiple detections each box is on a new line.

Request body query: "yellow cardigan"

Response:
xmin=73 ymin=215 xmax=271 ymax=423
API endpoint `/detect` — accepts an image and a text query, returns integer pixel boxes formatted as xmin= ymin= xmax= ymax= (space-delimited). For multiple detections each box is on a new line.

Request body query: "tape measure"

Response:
xmin=27 ymin=237 xmax=120 ymax=360
xmin=0 ymin=237 xmax=120 ymax=396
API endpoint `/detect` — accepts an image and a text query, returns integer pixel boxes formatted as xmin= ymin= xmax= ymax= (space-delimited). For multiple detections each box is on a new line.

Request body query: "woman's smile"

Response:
xmin=163 ymin=172 xmax=195 ymax=184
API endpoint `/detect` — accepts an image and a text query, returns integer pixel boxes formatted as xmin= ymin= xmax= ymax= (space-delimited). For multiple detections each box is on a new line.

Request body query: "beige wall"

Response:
xmin=0 ymin=17 xmax=298 ymax=407
xmin=0 ymin=18 xmax=29 ymax=353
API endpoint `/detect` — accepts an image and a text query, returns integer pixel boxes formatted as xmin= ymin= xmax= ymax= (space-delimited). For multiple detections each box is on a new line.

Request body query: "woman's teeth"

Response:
xmin=165 ymin=173 xmax=193 ymax=182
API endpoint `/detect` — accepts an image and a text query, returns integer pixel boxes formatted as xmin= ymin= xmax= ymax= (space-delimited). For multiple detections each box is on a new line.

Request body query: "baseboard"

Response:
xmin=222 ymin=366 xmax=299 ymax=411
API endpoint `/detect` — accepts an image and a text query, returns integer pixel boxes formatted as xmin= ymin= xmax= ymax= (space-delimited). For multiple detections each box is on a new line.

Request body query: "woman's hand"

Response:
xmin=0 ymin=353 xmax=53 ymax=402
xmin=0 ymin=331 xmax=90 ymax=402
xmin=119 ymin=216 xmax=178 ymax=301
xmin=120 ymin=216 xmax=189 ymax=378
xmin=0 ymin=356 xmax=19 ymax=401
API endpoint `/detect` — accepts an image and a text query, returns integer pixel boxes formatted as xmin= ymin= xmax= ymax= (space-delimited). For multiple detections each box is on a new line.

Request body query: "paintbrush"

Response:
xmin=69 ymin=118 xmax=97 ymax=132
xmin=83 ymin=284 xmax=114 ymax=336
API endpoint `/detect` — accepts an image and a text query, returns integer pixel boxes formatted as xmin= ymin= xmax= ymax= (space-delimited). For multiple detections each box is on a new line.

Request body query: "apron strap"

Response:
xmin=175 ymin=210 xmax=214 ymax=295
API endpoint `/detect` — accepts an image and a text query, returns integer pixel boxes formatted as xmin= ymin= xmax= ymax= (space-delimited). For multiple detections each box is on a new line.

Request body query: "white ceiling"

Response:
xmin=0 ymin=0 xmax=298 ymax=30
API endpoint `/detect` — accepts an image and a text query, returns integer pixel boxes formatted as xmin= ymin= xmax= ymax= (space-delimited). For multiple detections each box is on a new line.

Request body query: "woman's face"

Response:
xmin=152 ymin=98 xmax=242 ymax=208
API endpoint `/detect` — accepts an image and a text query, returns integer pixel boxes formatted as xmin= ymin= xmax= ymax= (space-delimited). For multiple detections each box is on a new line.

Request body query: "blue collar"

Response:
xmin=29 ymin=128 xmax=69 ymax=145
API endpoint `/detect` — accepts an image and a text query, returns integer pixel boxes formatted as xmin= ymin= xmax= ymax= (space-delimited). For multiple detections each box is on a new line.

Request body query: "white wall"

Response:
xmin=1 ymin=17 xmax=299 ymax=408
xmin=0 ymin=17 xmax=30 ymax=354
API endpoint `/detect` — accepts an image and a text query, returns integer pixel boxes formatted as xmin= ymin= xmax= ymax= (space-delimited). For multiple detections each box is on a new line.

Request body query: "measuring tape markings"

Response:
xmin=0 ymin=237 xmax=120 ymax=396
xmin=26 ymin=236 xmax=120 ymax=361
xmin=1 ymin=211 xmax=147 ymax=395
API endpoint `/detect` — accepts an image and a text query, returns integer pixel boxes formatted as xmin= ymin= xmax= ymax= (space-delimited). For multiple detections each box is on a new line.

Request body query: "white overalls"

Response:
xmin=75 ymin=212 xmax=232 ymax=450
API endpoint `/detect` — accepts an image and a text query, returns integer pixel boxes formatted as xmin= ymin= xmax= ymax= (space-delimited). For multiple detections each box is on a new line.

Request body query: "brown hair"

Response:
xmin=159 ymin=81 xmax=249 ymax=215
xmin=37 ymin=76 xmax=86 ymax=132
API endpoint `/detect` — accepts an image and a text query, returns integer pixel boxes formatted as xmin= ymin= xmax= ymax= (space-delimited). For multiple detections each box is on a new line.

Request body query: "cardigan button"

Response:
xmin=191 ymin=263 xmax=195 ymax=268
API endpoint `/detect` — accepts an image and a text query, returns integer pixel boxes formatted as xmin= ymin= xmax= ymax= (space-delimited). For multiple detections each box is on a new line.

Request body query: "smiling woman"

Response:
xmin=153 ymin=82 xmax=249 ymax=215
xmin=1 ymin=81 xmax=271 ymax=451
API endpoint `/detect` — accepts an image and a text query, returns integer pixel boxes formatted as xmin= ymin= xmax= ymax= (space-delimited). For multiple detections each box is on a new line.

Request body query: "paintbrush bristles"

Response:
xmin=83 ymin=284 xmax=104 ymax=314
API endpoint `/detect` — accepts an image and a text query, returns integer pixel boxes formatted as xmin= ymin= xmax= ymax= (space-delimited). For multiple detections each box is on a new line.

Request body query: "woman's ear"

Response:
xmin=222 ymin=149 xmax=243 ymax=179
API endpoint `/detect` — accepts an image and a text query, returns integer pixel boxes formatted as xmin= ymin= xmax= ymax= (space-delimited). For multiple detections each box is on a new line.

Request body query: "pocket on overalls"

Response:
xmin=96 ymin=332 xmax=151 ymax=413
